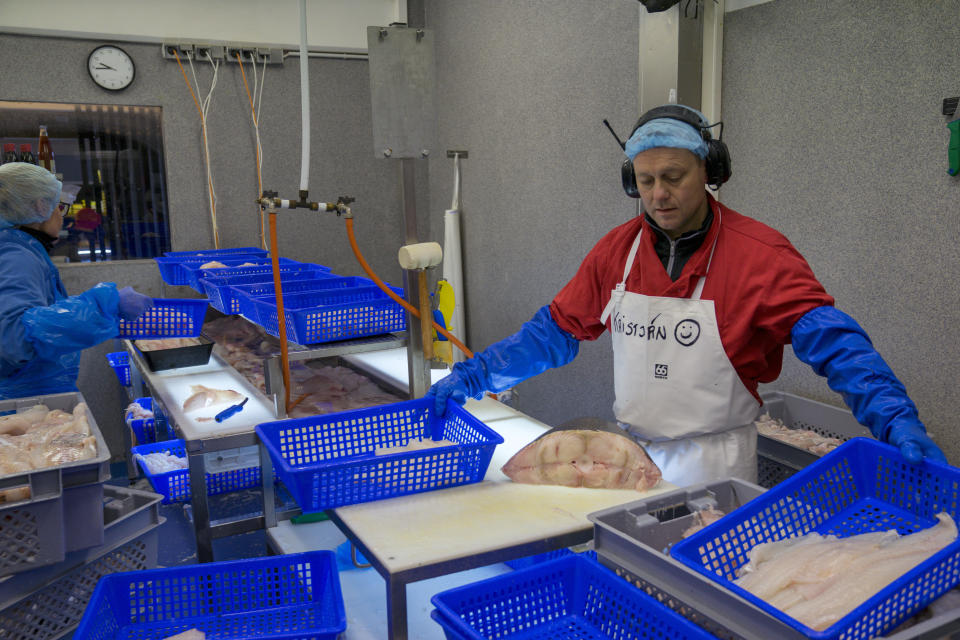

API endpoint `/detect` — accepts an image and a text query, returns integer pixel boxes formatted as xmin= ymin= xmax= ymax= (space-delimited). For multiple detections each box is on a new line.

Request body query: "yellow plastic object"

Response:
xmin=433 ymin=279 xmax=456 ymax=365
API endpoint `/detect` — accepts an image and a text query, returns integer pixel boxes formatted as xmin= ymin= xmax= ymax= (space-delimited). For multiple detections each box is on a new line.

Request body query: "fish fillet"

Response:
xmin=734 ymin=513 xmax=958 ymax=631
xmin=501 ymin=423 xmax=661 ymax=491
xmin=682 ymin=507 xmax=727 ymax=538
xmin=755 ymin=413 xmax=844 ymax=456
xmin=182 ymin=385 xmax=244 ymax=413
xmin=136 ymin=337 xmax=202 ymax=351
xmin=375 ymin=438 xmax=457 ymax=456
xmin=163 ymin=630 xmax=205 ymax=640
xmin=0 ymin=404 xmax=49 ymax=436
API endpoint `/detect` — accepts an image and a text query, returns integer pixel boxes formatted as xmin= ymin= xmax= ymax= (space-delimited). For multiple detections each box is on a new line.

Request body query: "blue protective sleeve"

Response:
xmin=790 ymin=305 xmax=918 ymax=442
xmin=21 ymin=282 xmax=121 ymax=361
xmin=430 ymin=305 xmax=580 ymax=409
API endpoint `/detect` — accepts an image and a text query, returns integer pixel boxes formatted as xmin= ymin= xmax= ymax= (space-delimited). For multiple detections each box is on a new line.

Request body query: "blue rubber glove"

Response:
xmin=791 ymin=305 xmax=947 ymax=464
xmin=426 ymin=305 xmax=580 ymax=416
xmin=117 ymin=286 xmax=153 ymax=321
xmin=886 ymin=423 xmax=946 ymax=464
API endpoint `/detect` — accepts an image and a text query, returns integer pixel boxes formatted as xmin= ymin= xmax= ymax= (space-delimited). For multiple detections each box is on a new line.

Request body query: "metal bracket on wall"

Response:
xmin=161 ymin=42 xmax=283 ymax=65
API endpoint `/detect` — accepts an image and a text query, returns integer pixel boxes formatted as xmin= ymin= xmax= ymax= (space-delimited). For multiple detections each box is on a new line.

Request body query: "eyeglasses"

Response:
xmin=56 ymin=203 xmax=70 ymax=215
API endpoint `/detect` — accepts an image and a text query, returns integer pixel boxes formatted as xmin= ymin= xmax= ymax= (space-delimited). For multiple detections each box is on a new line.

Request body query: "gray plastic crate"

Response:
xmin=0 ymin=391 xmax=112 ymax=496
xmin=0 ymin=392 xmax=112 ymax=576
xmin=63 ymin=482 xmax=104 ymax=553
xmin=757 ymin=390 xmax=871 ymax=488
xmin=0 ymin=485 xmax=162 ymax=640
xmin=589 ymin=478 xmax=813 ymax=640
xmin=590 ymin=478 xmax=960 ymax=640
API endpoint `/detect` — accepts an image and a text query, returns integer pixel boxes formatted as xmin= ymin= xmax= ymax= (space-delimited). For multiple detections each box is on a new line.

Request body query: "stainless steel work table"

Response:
xmin=122 ymin=339 xmax=295 ymax=562
xmin=123 ymin=332 xmax=411 ymax=562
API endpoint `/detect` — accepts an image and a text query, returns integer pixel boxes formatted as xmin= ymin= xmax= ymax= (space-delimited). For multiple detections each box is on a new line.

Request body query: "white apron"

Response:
xmin=599 ymin=212 xmax=760 ymax=485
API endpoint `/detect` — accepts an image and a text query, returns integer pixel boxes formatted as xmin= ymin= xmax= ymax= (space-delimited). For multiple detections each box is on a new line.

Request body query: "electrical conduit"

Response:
xmin=173 ymin=50 xmax=220 ymax=248
xmin=236 ymin=53 xmax=267 ymax=250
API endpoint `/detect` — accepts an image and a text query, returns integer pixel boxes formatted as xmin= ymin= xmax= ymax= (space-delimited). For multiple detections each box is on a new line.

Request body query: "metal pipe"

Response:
xmin=298 ymin=0 xmax=310 ymax=192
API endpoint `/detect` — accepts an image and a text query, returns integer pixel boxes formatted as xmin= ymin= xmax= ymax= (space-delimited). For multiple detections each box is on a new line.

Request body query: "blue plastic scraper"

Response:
xmin=215 ymin=397 xmax=249 ymax=423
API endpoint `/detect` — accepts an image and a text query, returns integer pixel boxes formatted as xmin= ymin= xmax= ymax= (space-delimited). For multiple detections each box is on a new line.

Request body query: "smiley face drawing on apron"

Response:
xmin=600 ymin=211 xmax=760 ymax=485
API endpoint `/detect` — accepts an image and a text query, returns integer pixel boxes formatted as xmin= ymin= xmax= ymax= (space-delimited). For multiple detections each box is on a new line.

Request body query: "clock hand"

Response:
xmin=95 ymin=63 xmax=116 ymax=71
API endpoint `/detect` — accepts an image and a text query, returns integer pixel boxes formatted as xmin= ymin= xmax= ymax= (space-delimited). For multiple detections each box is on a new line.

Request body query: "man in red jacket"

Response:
xmin=428 ymin=104 xmax=945 ymax=484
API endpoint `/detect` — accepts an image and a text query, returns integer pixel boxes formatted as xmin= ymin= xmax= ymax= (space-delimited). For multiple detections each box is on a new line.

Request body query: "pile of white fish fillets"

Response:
xmin=755 ymin=413 xmax=844 ymax=456
xmin=0 ymin=403 xmax=98 ymax=501
xmin=137 ymin=451 xmax=188 ymax=474
xmin=136 ymin=337 xmax=202 ymax=351
xmin=734 ymin=513 xmax=958 ymax=631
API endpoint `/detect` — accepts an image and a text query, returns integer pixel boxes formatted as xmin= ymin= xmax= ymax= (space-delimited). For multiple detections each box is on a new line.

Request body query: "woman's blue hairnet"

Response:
xmin=0 ymin=162 xmax=62 ymax=230
xmin=624 ymin=107 xmax=709 ymax=161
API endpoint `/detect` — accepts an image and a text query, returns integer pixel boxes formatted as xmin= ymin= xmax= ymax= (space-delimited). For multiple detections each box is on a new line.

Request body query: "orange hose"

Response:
xmin=236 ymin=53 xmax=267 ymax=250
xmin=268 ymin=212 xmax=292 ymax=412
xmin=174 ymin=50 xmax=220 ymax=248
xmin=345 ymin=218 xmax=474 ymax=359
xmin=288 ymin=393 xmax=309 ymax=412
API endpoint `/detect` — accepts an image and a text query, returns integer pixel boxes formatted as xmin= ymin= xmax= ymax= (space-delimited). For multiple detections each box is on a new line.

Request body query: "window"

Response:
xmin=0 ymin=100 xmax=170 ymax=261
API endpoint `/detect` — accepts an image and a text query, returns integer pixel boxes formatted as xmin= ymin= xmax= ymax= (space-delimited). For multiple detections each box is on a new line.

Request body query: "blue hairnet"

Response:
xmin=0 ymin=162 xmax=62 ymax=230
xmin=624 ymin=106 xmax=709 ymax=161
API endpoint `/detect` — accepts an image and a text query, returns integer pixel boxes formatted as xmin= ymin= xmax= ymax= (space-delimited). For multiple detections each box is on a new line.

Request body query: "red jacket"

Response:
xmin=550 ymin=195 xmax=834 ymax=401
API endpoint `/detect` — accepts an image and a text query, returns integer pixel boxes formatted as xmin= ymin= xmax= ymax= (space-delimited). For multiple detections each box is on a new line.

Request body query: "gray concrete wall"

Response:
xmin=423 ymin=0 xmax=640 ymax=428
xmin=721 ymin=0 xmax=960 ymax=461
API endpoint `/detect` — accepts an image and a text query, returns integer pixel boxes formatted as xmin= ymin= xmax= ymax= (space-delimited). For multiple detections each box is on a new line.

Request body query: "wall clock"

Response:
xmin=87 ymin=45 xmax=135 ymax=91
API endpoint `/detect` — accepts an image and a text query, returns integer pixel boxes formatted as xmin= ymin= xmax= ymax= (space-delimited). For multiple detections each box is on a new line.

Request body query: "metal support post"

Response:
xmin=400 ymin=158 xmax=431 ymax=398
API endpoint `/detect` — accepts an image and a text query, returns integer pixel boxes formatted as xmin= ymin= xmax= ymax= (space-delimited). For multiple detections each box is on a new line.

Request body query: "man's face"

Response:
xmin=632 ymin=147 xmax=709 ymax=239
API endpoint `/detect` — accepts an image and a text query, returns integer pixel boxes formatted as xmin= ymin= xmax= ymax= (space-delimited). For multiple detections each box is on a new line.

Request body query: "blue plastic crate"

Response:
xmin=74 ymin=551 xmax=346 ymax=640
xmin=164 ymin=246 xmax=269 ymax=258
xmin=670 ymin=437 xmax=960 ymax=640
xmin=431 ymin=554 xmax=716 ymax=640
xmin=105 ymin=351 xmax=130 ymax=386
xmin=180 ymin=256 xmax=304 ymax=291
xmin=240 ymin=284 xmax=406 ymax=345
xmin=154 ymin=254 xmax=265 ymax=286
xmin=125 ymin=397 xmax=165 ymax=445
xmin=256 ymin=398 xmax=504 ymax=513
xmin=132 ymin=439 xmax=263 ymax=504
xmin=194 ymin=259 xmax=328 ymax=292
xmin=117 ymin=298 xmax=209 ymax=339
xmin=204 ymin=272 xmax=339 ymax=314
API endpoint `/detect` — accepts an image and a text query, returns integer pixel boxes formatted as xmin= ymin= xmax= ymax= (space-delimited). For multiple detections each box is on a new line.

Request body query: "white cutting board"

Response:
xmin=333 ymin=394 xmax=676 ymax=572
xmin=151 ymin=367 xmax=276 ymax=440
xmin=335 ymin=478 xmax=677 ymax=573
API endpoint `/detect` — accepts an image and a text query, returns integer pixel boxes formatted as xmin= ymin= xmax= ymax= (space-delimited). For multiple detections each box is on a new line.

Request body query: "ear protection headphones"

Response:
xmin=620 ymin=105 xmax=732 ymax=197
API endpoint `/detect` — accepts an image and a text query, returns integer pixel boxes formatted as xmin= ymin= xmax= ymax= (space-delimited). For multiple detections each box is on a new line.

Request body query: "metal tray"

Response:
xmin=135 ymin=335 xmax=214 ymax=372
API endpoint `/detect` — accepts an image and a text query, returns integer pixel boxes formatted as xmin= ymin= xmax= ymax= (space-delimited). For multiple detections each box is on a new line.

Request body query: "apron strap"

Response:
xmin=600 ymin=227 xmax=644 ymax=325
xmin=691 ymin=208 xmax=722 ymax=301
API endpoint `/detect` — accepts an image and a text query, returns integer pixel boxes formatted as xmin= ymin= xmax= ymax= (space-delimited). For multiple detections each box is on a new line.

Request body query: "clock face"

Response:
xmin=87 ymin=45 xmax=135 ymax=91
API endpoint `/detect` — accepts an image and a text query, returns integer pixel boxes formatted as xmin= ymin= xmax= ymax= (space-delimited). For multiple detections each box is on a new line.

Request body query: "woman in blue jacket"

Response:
xmin=0 ymin=162 xmax=152 ymax=400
